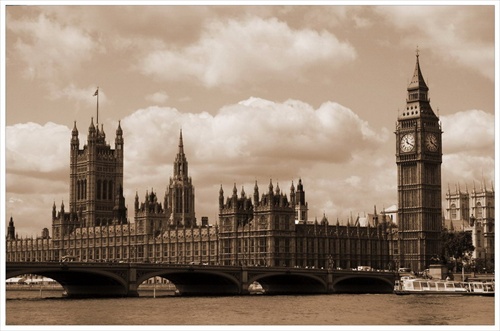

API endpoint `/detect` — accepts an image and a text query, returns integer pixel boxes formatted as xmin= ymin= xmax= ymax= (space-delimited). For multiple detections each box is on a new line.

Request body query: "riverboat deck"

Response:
xmin=394 ymin=276 xmax=494 ymax=296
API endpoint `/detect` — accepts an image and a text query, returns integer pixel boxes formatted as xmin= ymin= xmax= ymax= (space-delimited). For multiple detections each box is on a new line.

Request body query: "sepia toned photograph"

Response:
xmin=1 ymin=1 xmax=497 ymax=330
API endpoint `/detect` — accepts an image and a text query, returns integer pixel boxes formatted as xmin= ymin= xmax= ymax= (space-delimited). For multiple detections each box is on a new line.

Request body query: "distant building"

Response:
xmin=444 ymin=182 xmax=495 ymax=265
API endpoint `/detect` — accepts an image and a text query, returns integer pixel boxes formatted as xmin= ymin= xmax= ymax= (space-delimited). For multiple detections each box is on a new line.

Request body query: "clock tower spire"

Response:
xmin=396 ymin=49 xmax=443 ymax=273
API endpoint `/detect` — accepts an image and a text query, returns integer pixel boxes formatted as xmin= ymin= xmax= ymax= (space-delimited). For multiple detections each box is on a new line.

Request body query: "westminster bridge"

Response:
xmin=6 ymin=262 xmax=397 ymax=298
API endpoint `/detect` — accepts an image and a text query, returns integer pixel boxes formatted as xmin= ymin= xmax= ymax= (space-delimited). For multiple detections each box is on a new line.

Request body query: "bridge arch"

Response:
xmin=136 ymin=269 xmax=242 ymax=296
xmin=332 ymin=275 xmax=394 ymax=293
xmin=7 ymin=266 xmax=130 ymax=298
xmin=249 ymin=271 xmax=328 ymax=295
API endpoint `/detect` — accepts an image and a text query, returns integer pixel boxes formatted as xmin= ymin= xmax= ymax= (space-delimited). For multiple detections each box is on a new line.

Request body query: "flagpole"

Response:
xmin=93 ymin=87 xmax=99 ymax=125
xmin=96 ymin=87 xmax=99 ymax=125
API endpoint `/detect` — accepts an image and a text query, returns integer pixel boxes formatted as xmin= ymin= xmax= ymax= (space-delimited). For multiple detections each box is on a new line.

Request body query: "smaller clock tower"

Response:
xmin=396 ymin=50 xmax=443 ymax=272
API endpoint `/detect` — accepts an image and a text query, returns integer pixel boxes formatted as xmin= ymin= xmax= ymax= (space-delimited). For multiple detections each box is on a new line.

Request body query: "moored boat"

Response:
xmin=394 ymin=276 xmax=494 ymax=296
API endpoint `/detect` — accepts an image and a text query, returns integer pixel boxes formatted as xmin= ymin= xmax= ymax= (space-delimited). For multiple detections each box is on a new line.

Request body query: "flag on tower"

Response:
xmin=93 ymin=88 xmax=99 ymax=96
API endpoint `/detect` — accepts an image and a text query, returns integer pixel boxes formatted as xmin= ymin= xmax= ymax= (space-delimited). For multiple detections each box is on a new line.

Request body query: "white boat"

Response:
xmin=248 ymin=281 xmax=265 ymax=294
xmin=394 ymin=276 xmax=494 ymax=296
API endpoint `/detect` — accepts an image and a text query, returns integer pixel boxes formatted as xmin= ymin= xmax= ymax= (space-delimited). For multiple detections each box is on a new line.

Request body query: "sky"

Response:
xmin=1 ymin=1 xmax=498 ymax=237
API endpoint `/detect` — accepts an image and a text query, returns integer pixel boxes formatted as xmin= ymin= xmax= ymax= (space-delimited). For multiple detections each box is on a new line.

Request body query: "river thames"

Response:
xmin=3 ymin=289 xmax=497 ymax=329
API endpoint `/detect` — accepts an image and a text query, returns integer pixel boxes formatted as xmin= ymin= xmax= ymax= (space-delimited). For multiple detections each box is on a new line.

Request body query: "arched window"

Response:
xmin=475 ymin=202 xmax=483 ymax=219
xmin=103 ymin=180 xmax=107 ymax=201
xmin=108 ymin=181 xmax=113 ymax=200
xmin=97 ymin=180 xmax=102 ymax=200
xmin=450 ymin=204 xmax=457 ymax=219
xmin=77 ymin=181 xmax=81 ymax=200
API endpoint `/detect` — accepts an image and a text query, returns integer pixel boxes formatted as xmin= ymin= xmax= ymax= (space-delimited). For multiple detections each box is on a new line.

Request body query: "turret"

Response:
xmin=71 ymin=121 xmax=79 ymax=149
xmin=219 ymin=185 xmax=224 ymax=209
xmin=113 ymin=185 xmax=127 ymax=224
xmin=115 ymin=121 xmax=124 ymax=155
xmin=253 ymin=181 xmax=259 ymax=206
xmin=134 ymin=191 xmax=139 ymax=211
xmin=52 ymin=201 xmax=57 ymax=220
xmin=232 ymin=183 xmax=238 ymax=204
xmin=88 ymin=117 xmax=96 ymax=143
xmin=7 ymin=216 xmax=15 ymax=240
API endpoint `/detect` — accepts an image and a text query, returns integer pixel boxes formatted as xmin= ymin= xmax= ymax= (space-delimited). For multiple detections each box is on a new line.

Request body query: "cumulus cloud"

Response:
xmin=6 ymin=122 xmax=71 ymax=174
xmin=122 ymin=97 xmax=383 ymax=178
xmin=138 ymin=16 xmax=356 ymax=87
xmin=440 ymin=109 xmax=494 ymax=155
xmin=5 ymin=122 xmax=73 ymax=235
xmin=375 ymin=6 xmax=494 ymax=80
xmin=7 ymin=13 xmax=100 ymax=80
xmin=118 ymin=97 xmax=389 ymax=223
xmin=5 ymin=101 xmax=494 ymax=235
xmin=440 ymin=109 xmax=495 ymax=187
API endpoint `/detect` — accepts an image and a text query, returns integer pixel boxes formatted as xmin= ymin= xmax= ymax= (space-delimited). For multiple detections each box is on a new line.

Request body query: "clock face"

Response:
xmin=400 ymin=133 xmax=415 ymax=152
xmin=425 ymin=133 xmax=439 ymax=152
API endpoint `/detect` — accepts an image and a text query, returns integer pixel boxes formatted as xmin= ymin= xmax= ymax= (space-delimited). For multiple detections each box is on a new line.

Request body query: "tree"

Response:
xmin=440 ymin=229 xmax=475 ymax=272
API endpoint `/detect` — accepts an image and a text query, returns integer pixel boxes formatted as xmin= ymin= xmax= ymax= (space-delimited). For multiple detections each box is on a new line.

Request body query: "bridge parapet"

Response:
xmin=6 ymin=262 xmax=397 ymax=297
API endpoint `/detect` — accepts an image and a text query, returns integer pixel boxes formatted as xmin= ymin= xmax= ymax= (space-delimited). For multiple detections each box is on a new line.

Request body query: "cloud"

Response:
xmin=375 ymin=6 xmax=495 ymax=80
xmin=7 ymin=13 xmax=100 ymax=81
xmin=48 ymin=84 xmax=106 ymax=106
xmin=5 ymin=122 xmax=72 ymax=235
xmin=145 ymin=91 xmax=169 ymax=104
xmin=440 ymin=109 xmax=495 ymax=155
xmin=121 ymin=97 xmax=384 ymax=179
xmin=118 ymin=97 xmax=388 ymax=223
xmin=6 ymin=122 xmax=71 ymax=174
xmin=440 ymin=109 xmax=495 ymax=186
xmin=5 ymin=101 xmax=494 ymax=236
xmin=138 ymin=16 xmax=357 ymax=87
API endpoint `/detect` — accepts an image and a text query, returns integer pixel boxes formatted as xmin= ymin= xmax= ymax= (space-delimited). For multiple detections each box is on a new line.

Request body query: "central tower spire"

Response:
xmin=401 ymin=48 xmax=437 ymax=120
xmin=408 ymin=47 xmax=429 ymax=101
xmin=165 ymin=129 xmax=196 ymax=227
xmin=174 ymin=129 xmax=188 ymax=178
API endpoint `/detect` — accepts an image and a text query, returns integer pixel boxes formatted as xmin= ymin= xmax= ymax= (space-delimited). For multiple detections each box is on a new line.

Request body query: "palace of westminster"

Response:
xmin=5 ymin=54 xmax=495 ymax=273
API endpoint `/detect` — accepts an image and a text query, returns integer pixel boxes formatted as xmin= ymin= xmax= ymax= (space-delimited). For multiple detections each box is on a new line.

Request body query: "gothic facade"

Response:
xmin=7 ymin=53 xmax=485 ymax=274
xmin=5 ymin=119 xmax=395 ymax=269
xmin=444 ymin=182 xmax=495 ymax=263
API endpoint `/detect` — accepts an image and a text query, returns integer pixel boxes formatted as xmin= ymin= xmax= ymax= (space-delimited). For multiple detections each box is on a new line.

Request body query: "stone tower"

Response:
xmin=469 ymin=180 xmax=495 ymax=263
xmin=164 ymin=130 xmax=196 ymax=227
xmin=69 ymin=118 xmax=125 ymax=227
xmin=291 ymin=178 xmax=308 ymax=224
xmin=395 ymin=50 xmax=443 ymax=272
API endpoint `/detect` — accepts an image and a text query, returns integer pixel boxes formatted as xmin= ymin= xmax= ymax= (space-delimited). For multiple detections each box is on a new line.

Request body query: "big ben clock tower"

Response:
xmin=396 ymin=50 xmax=443 ymax=272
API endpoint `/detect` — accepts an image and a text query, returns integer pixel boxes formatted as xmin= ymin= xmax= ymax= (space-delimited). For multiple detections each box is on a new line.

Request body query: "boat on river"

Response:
xmin=394 ymin=276 xmax=494 ymax=296
xmin=248 ymin=281 xmax=265 ymax=294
